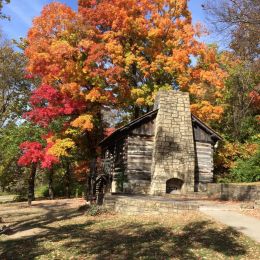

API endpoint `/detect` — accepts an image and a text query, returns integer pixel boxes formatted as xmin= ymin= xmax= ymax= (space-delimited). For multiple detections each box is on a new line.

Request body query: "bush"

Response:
xmin=85 ymin=205 xmax=107 ymax=216
xmin=231 ymin=148 xmax=260 ymax=182
xmin=13 ymin=194 xmax=27 ymax=202
xmin=35 ymin=185 xmax=49 ymax=198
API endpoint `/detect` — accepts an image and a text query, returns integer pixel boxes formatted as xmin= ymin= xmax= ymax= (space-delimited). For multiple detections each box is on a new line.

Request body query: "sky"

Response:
xmin=0 ymin=0 xmax=212 ymax=43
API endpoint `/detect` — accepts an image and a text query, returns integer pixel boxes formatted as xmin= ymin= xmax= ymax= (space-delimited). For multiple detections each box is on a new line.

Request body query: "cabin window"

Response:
xmin=166 ymin=178 xmax=184 ymax=194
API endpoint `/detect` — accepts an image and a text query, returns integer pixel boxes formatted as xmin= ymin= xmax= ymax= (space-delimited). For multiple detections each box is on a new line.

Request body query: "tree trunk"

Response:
xmin=48 ymin=169 xmax=54 ymax=200
xmin=85 ymin=174 xmax=91 ymax=202
xmin=84 ymin=108 xmax=103 ymax=202
xmin=28 ymin=164 xmax=36 ymax=206
xmin=133 ymin=106 xmax=140 ymax=119
xmin=65 ymin=162 xmax=71 ymax=198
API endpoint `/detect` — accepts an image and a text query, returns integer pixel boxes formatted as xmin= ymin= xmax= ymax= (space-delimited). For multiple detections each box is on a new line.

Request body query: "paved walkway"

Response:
xmin=200 ymin=207 xmax=260 ymax=243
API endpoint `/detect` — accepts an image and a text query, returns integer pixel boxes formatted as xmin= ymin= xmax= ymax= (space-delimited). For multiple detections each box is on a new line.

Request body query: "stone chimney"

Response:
xmin=150 ymin=90 xmax=195 ymax=195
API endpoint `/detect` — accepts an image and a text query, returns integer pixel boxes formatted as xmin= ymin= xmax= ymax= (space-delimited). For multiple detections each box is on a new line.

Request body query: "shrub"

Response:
xmin=35 ymin=185 xmax=49 ymax=198
xmin=85 ymin=205 xmax=107 ymax=216
xmin=231 ymin=148 xmax=260 ymax=182
xmin=13 ymin=194 xmax=27 ymax=202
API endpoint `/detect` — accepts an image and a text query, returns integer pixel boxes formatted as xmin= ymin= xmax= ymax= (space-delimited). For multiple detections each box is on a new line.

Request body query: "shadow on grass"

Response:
xmin=2 ymin=202 xmax=82 ymax=236
xmin=0 ymin=213 xmax=248 ymax=259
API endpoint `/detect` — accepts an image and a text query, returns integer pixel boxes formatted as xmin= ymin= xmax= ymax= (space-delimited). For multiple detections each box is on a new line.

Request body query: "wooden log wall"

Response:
xmin=126 ymin=135 xmax=154 ymax=194
xmin=111 ymin=137 xmax=128 ymax=192
xmin=125 ymin=119 xmax=155 ymax=194
xmin=194 ymin=141 xmax=214 ymax=187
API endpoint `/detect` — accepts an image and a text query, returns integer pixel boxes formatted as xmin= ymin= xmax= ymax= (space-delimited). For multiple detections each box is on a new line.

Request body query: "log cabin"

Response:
xmin=99 ymin=91 xmax=222 ymax=195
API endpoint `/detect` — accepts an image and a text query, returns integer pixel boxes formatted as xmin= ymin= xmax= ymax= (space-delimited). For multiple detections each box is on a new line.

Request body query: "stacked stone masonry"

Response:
xmin=103 ymin=195 xmax=199 ymax=215
xmin=207 ymin=183 xmax=260 ymax=201
xmin=150 ymin=91 xmax=195 ymax=195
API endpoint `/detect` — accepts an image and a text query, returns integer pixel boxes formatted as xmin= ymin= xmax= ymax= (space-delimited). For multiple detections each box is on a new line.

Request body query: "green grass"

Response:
xmin=0 ymin=199 xmax=260 ymax=259
xmin=0 ymin=194 xmax=16 ymax=203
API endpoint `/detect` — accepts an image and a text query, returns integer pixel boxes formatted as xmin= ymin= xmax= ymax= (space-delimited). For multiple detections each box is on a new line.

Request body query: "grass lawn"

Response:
xmin=0 ymin=194 xmax=16 ymax=204
xmin=0 ymin=199 xmax=260 ymax=259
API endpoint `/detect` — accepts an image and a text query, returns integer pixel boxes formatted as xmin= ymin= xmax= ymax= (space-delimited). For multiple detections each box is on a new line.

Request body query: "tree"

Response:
xmin=215 ymin=52 xmax=260 ymax=141
xmin=0 ymin=0 xmax=10 ymax=19
xmin=78 ymin=0 xmax=226 ymax=121
xmin=18 ymin=137 xmax=59 ymax=205
xmin=0 ymin=123 xmax=44 ymax=194
xmin=0 ymin=39 xmax=32 ymax=127
xmin=203 ymin=0 xmax=260 ymax=61
xmin=202 ymin=1 xmax=260 ymax=182
xmin=25 ymin=1 xmax=226 ymax=124
xmin=23 ymin=1 xmax=227 ymax=195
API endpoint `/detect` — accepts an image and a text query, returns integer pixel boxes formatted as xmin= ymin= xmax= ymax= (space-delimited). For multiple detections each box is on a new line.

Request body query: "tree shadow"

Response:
xmin=0 ymin=202 xmax=83 ymax=235
xmin=0 ymin=205 xmax=249 ymax=259
xmin=60 ymin=220 xmax=246 ymax=259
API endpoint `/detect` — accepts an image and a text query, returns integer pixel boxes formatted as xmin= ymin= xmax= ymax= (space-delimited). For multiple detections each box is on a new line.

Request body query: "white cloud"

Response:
xmin=5 ymin=0 xmax=45 ymax=27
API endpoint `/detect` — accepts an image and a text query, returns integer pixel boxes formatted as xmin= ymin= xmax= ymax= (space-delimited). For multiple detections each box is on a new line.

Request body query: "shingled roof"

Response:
xmin=99 ymin=109 xmax=222 ymax=146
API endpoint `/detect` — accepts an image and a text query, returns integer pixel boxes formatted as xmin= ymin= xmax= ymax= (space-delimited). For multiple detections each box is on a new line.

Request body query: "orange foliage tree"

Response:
xmin=24 ymin=1 xmax=227 ymax=181
xmin=78 ymin=0 xmax=226 ymax=121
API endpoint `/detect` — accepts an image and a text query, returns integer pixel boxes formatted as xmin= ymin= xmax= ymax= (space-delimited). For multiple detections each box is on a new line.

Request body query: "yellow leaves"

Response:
xmin=64 ymin=128 xmax=81 ymax=138
xmin=131 ymin=88 xmax=145 ymax=98
xmin=50 ymin=40 xmax=76 ymax=59
xmin=189 ymin=83 xmax=206 ymax=97
xmin=216 ymin=141 xmax=259 ymax=171
xmin=61 ymin=82 xmax=82 ymax=97
xmin=131 ymin=87 xmax=149 ymax=106
xmin=47 ymin=138 xmax=75 ymax=158
xmin=191 ymin=102 xmax=224 ymax=123
xmin=131 ymin=84 xmax=172 ymax=107
xmin=136 ymin=98 xmax=145 ymax=106
xmin=79 ymin=39 xmax=93 ymax=50
xmin=177 ymin=75 xmax=190 ymax=89
xmin=125 ymin=52 xmax=136 ymax=72
xmin=84 ymin=87 xmax=111 ymax=103
xmin=70 ymin=114 xmax=93 ymax=131
xmin=85 ymin=88 xmax=102 ymax=102
xmin=105 ymin=40 xmax=124 ymax=64
xmin=148 ymin=27 xmax=163 ymax=38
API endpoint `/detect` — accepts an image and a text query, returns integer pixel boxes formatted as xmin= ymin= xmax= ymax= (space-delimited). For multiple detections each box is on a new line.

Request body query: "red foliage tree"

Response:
xmin=24 ymin=84 xmax=86 ymax=127
xmin=18 ymin=141 xmax=59 ymax=204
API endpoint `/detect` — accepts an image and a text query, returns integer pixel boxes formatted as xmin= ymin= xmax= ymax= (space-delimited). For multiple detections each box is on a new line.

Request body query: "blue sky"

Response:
xmin=0 ymin=0 xmax=211 ymax=42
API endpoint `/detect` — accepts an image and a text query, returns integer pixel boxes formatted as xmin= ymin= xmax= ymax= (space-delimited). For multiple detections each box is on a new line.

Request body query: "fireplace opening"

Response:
xmin=166 ymin=178 xmax=184 ymax=194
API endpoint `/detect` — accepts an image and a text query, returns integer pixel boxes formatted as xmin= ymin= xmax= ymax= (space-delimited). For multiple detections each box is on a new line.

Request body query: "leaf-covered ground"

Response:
xmin=241 ymin=209 xmax=260 ymax=220
xmin=0 ymin=199 xmax=260 ymax=259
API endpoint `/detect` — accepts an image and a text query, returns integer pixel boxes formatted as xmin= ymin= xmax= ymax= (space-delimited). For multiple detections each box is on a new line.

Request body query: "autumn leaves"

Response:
xmin=19 ymin=0 xmax=226 ymax=170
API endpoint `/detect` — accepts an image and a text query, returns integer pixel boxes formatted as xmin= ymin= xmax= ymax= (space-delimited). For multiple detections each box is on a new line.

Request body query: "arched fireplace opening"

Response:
xmin=166 ymin=178 xmax=184 ymax=194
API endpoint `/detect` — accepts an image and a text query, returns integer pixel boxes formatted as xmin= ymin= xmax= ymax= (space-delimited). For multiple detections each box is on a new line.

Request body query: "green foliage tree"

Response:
xmin=0 ymin=38 xmax=32 ymax=127
xmin=0 ymin=123 xmax=45 ymax=193
xmin=231 ymin=149 xmax=260 ymax=182
xmin=216 ymin=55 xmax=260 ymax=142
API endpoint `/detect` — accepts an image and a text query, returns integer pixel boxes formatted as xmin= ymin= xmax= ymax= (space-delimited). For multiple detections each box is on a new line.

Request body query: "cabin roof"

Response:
xmin=99 ymin=109 xmax=222 ymax=146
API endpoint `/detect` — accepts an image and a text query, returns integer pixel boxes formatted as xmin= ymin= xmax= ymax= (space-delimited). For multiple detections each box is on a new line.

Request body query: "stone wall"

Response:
xmin=207 ymin=183 xmax=260 ymax=201
xmin=150 ymin=91 xmax=195 ymax=195
xmin=103 ymin=195 xmax=199 ymax=215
